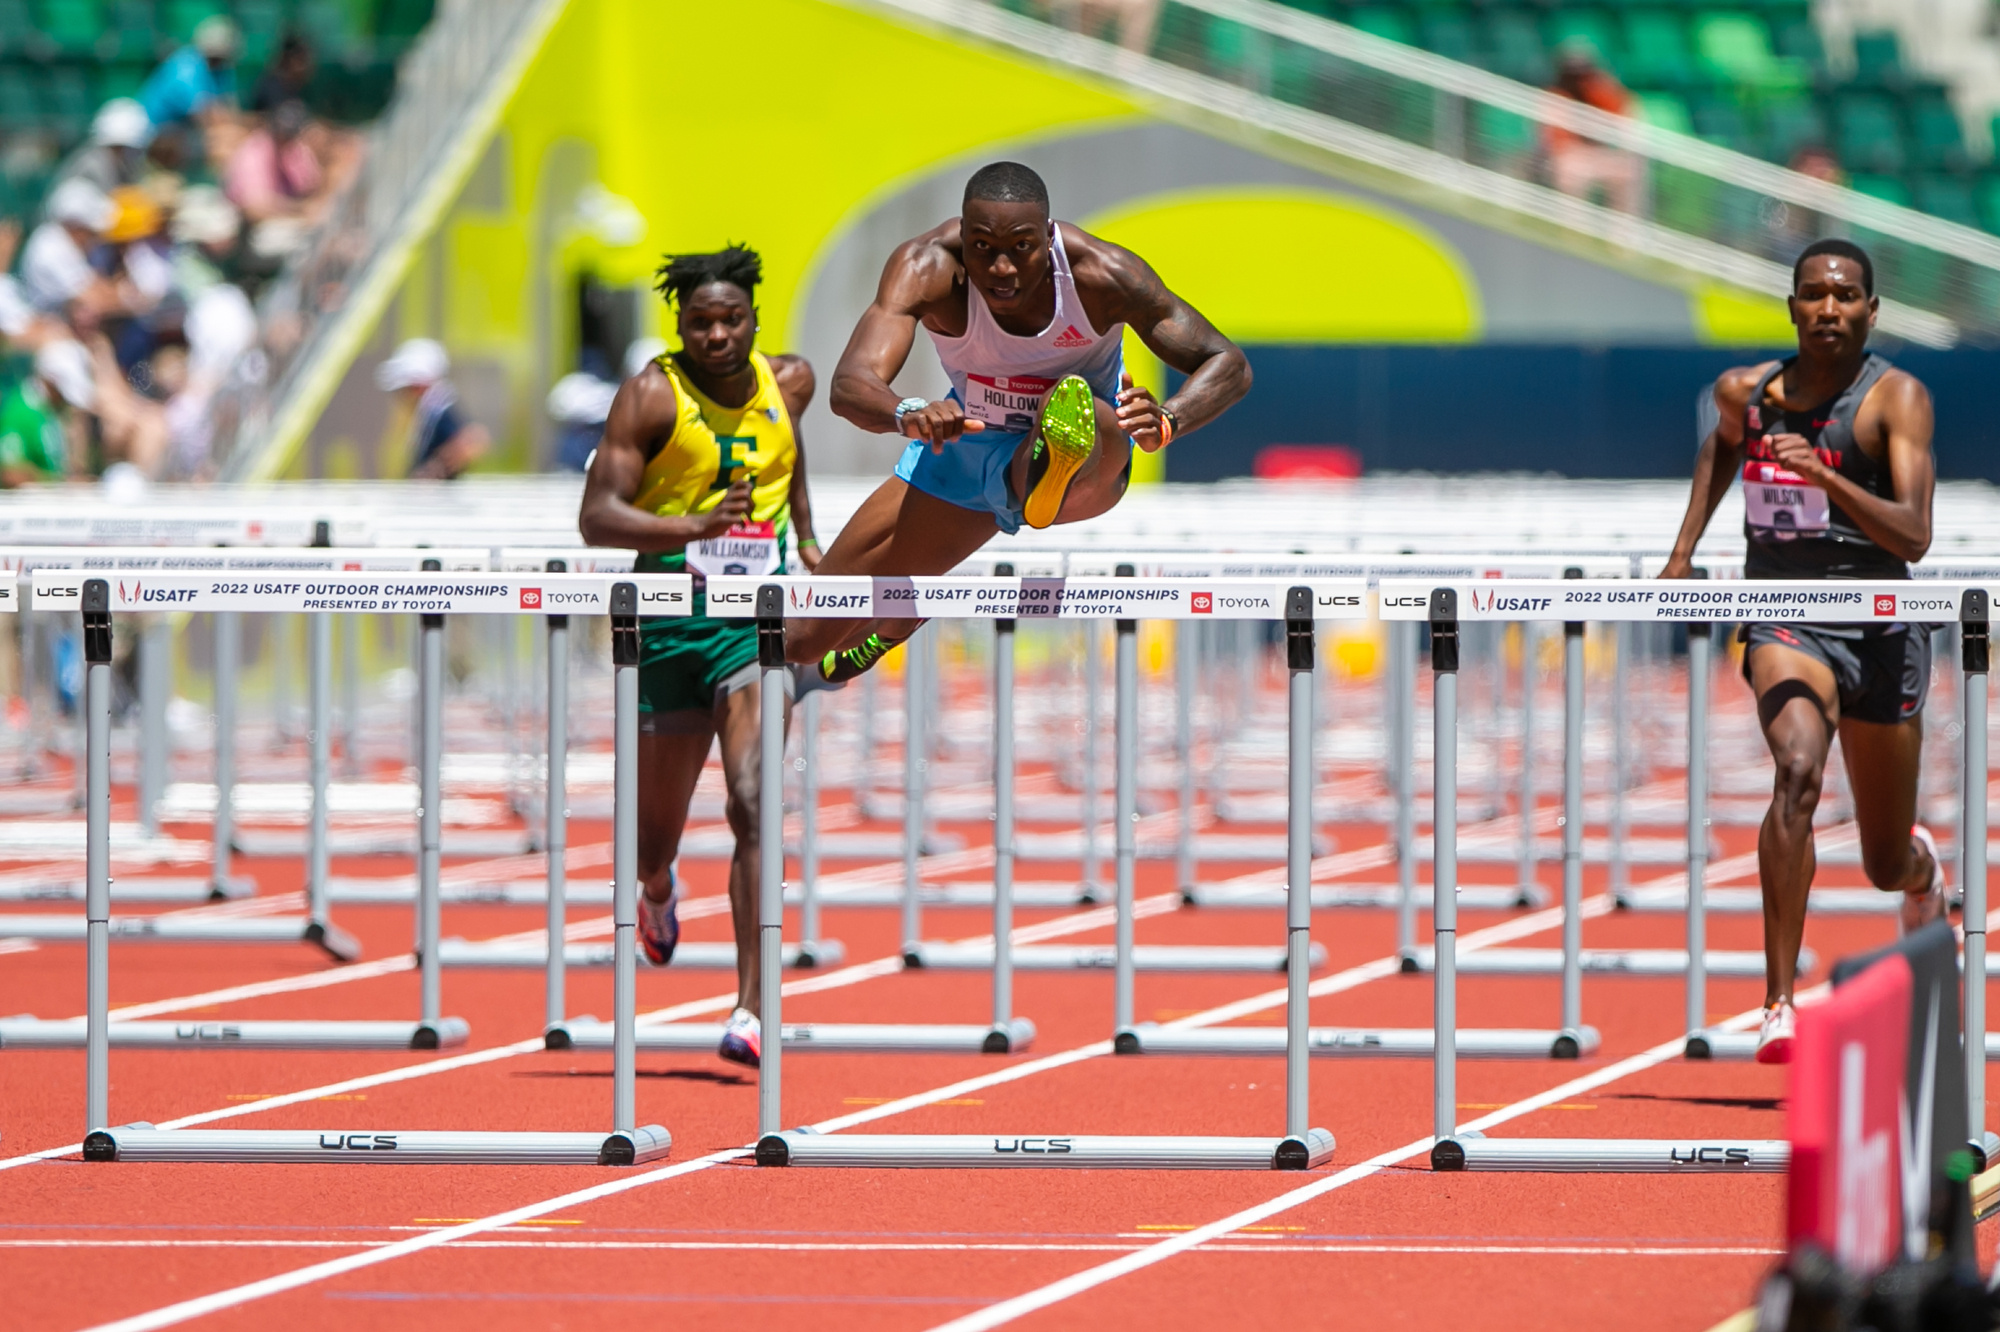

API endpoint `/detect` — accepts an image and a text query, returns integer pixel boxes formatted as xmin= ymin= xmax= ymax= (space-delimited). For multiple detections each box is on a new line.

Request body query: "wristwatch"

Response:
xmin=894 ymin=397 xmax=928 ymax=432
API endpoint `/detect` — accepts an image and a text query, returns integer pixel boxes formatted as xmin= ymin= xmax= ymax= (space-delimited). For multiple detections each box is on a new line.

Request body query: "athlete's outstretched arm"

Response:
xmin=1663 ymin=370 xmax=1757 ymax=578
xmin=1768 ymin=372 xmax=1934 ymax=563
xmin=577 ymin=366 xmax=751 ymax=551
xmin=770 ymin=354 xmax=822 ymax=571
xmin=829 ymin=237 xmax=977 ymax=449
xmin=1096 ymin=242 xmax=1250 ymax=448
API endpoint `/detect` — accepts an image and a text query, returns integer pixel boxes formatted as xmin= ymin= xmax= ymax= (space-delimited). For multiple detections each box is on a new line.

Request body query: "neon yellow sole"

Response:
xmin=1021 ymin=376 xmax=1095 ymax=531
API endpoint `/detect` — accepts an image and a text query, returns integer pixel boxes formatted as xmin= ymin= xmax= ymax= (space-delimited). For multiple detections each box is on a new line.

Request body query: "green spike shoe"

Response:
xmin=1021 ymin=375 xmax=1095 ymax=530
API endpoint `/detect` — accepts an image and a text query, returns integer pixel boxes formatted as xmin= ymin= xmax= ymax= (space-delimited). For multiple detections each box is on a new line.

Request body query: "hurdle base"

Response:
xmin=754 ymin=1127 xmax=1336 ymax=1170
xmin=550 ymin=1016 xmax=1037 ymax=1055
xmin=903 ymin=942 xmax=1326 ymax=973
xmin=1617 ymin=886 xmax=1898 ymax=916
xmin=1684 ymin=1030 xmax=1760 ymax=1061
xmin=1117 ymin=1024 xmax=1599 ymax=1059
xmin=83 ymin=1122 xmax=673 ymax=1165
xmin=1431 ymin=1136 xmax=1788 ymax=1173
xmin=788 ymin=881 xmax=1094 ymax=910
xmin=0 ymin=1016 xmax=469 ymax=1050
xmin=1402 ymin=946 xmax=1808 ymax=979
xmin=438 ymin=938 xmax=842 ymax=970
xmin=1182 ymin=882 xmax=1547 ymax=911
xmin=0 ymin=875 xmax=258 ymax=903
xmin=0 ymin=914 xmax=364 ymax=962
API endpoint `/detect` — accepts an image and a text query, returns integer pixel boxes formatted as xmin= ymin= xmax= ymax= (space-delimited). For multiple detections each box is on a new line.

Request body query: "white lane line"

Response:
xmin=923 ymin=1005 xmax=1776 ymax=1332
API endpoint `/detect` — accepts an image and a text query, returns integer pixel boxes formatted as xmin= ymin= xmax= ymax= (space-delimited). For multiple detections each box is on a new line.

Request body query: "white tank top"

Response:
xmin=926 ymin=223 xmax=1126 ymax=434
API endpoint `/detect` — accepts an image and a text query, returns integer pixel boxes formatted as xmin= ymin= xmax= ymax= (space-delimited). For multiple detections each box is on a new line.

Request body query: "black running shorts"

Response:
xmin=1739 ymin=622 xmax=1931 ymax=724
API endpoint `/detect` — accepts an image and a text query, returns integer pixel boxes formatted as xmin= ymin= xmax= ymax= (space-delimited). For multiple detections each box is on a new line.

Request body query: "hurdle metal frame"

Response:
xmin=50 ymin=571 xmax=678 ymax=1164
xmin=1400 ymin=577 xmax=1973 ymax=1173
xmin=747 ymin=573 xmax=1339 ymax=1169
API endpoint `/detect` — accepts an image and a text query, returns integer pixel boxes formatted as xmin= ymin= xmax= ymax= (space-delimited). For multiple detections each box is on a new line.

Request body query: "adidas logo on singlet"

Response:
xmin=1052 ymin=324 xmax=1091 ymax=349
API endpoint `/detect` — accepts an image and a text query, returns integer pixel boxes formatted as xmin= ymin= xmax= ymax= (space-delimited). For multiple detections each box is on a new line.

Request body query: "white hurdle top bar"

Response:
xmin=1379 ymin=579 xmax=1973 ymax=624
xmin=30 ymin=570 xmax=692 ymax=617
xmin=705 ymin=575 xmax=1369 ymax=621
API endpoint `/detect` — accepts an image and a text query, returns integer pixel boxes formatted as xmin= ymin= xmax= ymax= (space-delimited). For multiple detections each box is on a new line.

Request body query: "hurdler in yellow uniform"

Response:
xmin=577 ymin=243 xmax=821 ymax=1067
xmin=633 ymin=349 xmax=798 ymax=719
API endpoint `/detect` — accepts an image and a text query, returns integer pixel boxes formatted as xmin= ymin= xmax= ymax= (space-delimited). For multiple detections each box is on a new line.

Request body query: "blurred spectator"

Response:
xmin=225 ymin=101 xmax=328 ymax=230
xmin=0 ymin=219 xmax=65 ymax=350
xmin=546 ymin=372 xmax=616 ymax=472
xmin=1790 ymin=145 xmax=1844 ymax=186
xmin=85 ymin=335 xmax=168 ymax=476
xmin=0 ymin=340 xmax=91 ymax=486
xmin=251 ymin=33 xmax=316 ymax=115
xmin=53 ymin=101 xmax=154 ymax=197
xmin=1050 ymin=0 xmax=1161 ymax=52
xmin=376 ymin=338 xmax=488 ymax=480
xmin=1545 ymin=42 xmax=1642 ymax=216
xmin=1763 ymin=145 xmax=1847 ymax=260
xmin=21 ymin=180 xmax=125 ymax=318
xmin=139 ymin=16 xmax=241 ymax=133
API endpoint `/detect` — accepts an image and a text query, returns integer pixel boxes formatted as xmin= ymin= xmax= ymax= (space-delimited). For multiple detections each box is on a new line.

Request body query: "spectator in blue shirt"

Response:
xmin=376 ymin=338 xmax=489 ymax=480
xmin=139 ymin=17 xmax=242 ymax=131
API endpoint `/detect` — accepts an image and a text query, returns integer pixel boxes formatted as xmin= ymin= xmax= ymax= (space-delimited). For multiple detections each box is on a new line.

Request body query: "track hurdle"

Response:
xmin=1397 ymin=577 xmax=1969 ymax=1172
xmin=42 ymin=571 xmax=679 ymax=1163
xmin=747 ymin=573 xmax=1342 ymax=1168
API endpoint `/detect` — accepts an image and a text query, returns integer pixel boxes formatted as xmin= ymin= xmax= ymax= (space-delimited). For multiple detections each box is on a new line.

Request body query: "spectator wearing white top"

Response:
xmin=377 ymin=338 xmax=488 ymax=480
xmin=20 ymin=180 xmax=149 ymax=327
xmin=53 ymin=100 xmax=154 ymax=197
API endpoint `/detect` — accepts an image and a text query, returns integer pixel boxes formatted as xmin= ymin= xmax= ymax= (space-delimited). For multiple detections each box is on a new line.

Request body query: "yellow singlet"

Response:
xmin=633 ymin=350 xmax=795 ymax=576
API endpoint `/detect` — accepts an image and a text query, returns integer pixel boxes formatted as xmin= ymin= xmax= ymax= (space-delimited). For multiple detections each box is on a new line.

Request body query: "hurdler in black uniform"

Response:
xmin=1664 ymin=239 xmax=1943 ymax=1066
xmin=1737 ymin=351 xmax=1930 ymax=727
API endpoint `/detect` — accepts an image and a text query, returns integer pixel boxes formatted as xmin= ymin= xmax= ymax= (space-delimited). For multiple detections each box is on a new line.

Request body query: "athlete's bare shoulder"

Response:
xmin=1857 ymin=365 xmax=1933 ymax=444
xmin=1056 ymin=221 xmax=1169 ymax=319
xmin=879 ymin=219 xmax=966 ymax=315
xmin=1715 ymin=361 xmax=1780 ymax=412
xmin=604 ymin=360 xmax=679 ymax=450
xmin=765 ymin=353 xmax=816 ymax=413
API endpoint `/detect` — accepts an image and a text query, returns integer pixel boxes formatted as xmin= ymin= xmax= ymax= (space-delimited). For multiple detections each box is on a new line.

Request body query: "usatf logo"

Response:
xmin=1874 ymin=594 xmax=1896 ymax=616
xmin=1190 ymin=592 xmax=1213 ymax=614
xmin=520 ymin=587 xmax=543 ymax=610
xmin=1471 ymin=588 xmax=1494 ymax=613
xmin=790 ymin=585 xmax=869 ymax=611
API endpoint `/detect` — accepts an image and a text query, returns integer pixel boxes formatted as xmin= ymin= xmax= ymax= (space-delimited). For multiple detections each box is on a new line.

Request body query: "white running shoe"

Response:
xmin=718 ymin=1007 xmax=761 ymax=1068
xmin=1901 ymin=825 xmax=1948 ymax=937
xmin=1754 ymin=1001 xmax=1796 ymax=1066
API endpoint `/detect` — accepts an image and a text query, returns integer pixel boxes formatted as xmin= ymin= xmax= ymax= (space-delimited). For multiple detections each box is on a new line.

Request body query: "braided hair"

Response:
xmin=653 ymin=244 xmax=763 ymax=307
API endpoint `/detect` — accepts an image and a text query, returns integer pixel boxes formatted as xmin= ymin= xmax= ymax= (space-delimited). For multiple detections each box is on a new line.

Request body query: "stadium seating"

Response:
xmin=0 ymin=0 xmax=433 ymax=221
xmin=1154 ymin=0 xmax=1997 ymax=234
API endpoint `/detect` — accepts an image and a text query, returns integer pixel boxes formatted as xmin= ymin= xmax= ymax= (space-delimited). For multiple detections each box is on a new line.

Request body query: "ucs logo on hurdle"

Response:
xmin=992 ymin=1137 xmax=1074 ymax=1155
xmin=320 ymin=1133 xmax=399 ymax=1151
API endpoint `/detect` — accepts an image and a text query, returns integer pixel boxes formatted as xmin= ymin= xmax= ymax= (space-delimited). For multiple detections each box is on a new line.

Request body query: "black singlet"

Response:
xmin=1740 ymin=353 xmax=1905 ymax=580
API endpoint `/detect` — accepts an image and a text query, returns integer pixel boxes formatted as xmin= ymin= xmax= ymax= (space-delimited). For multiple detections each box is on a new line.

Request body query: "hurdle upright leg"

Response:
xmin=83 ymin=582 xmax=110 ymax=1134
xmin=800 ymin=687 xmax=822 ymax=962
xmin=544 ymin=558 xmax=570 ymax=1035
xmin=1082 ymin=620 xmax=1101 ymax=902
xmin=1176 ymin=619 xmax=1197 ymax=898
xmin=1114 ymin=585 xmax=1137 ymax=1040
xmin=1394 ymin=619 xmax=1418 ymax=961
xmin=1962 ymin=590 xmax=1989 ymax=1147
xmin=756 ymin=586 xmax=786 ymax=1144
xmin=210 ymin=609 xmax=239 ymax=897
xmin=1684 ymin=620 xmax=1712 ymax=1055
xmin=1430 ymin=592 xmax=1461 ymax=1164
xmin=610 ymin=587 xmax=639 ymax=1137
xmin=1516 ymin=621 xmax=1537 ymax=904
xmin=1285 ymin=589 xmax=1315 ymax=1137
xmin=307 ymin=611 xmax=331 ymax=933
xmin=900 ymin=625 xmax=925 ymax=959
xmin=1560 ymin=571 xmax=1584 ymax=1041
xmin=991 ymin=569 xmax=1017 ymax=1047
xmin=417 ymin=567 xmax=444 ymax=1030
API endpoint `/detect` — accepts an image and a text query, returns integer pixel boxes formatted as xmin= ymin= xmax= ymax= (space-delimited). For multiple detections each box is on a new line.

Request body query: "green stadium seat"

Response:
xmin=1833 ymin=91 xmax=1905 ymax=175
xmin=1761 ymin=93 xmax=1826 ymax=161
xmin=1470 ymin=102 xmax=1537 ymax=162
xmin=1633 ymin=90 xmax=1694 ymax=134
xmin=1850 ymin=29 xmax=1906 ymax=89
xmin=106 ymin=0 xmax=162 ymax=61
xmin=1619 ymin=11 xmax=1697 ymax=88
xmin=1199 ymin=14 xmax=1253 ymax=78
xmin=235 ymin=0 xmax=288 ymax=66
xmin=94 ymin=60 xmax=148 ymax=104
xmin=37 ymin=0 xmax=104 ymax=58
xmin=1544 ymin=9 xmax=1622 ymax=73
xmin=1770 ymin=14 xmax=1824 ymax=73
xmin=44 ymin=63 xmax=91 ymax=144
xmin=1348 ymin=6 xmax=1416 ymax=47
xmin=1906 ymin=92 xmax=1966 ymax=172
xmin=296 ymin=0 xmax=364 ymax=57
xmin=1848 ymin=173 xmax=1909 ymax=207
xmin=1691 ymin=10 xmax=1800 ymax=90
xmin=1271 ymin=43 xmax=1329 ymax=111
xmin=1912 ymin=175 xmax=1980 ymax=229
xmin=1418 ymin=9 xmax=1475 ymax=64
xmin=0 ymin=63 xmax=40 ymax=132
xmin=160 ymin=0 xmax=223 ymax=44
xmin=1977 ymin=174 xmax=2000 ymax=234
xmin=1482 ymin=9 xmax=1551 ymax=86
xmin=1690 ymin=91 xmax=1752 ymax=151
xmin=377 ymin=0 xmax=435 ymax=43
xmin=0 ymin=0 xmax=35 ymax=58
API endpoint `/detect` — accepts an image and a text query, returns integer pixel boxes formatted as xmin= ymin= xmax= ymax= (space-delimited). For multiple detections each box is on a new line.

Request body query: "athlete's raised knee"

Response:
xmin=1770 ymin=748 xmax=1824 ymax=817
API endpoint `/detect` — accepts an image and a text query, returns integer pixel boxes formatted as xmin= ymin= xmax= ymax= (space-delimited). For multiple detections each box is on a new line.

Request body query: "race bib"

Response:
xmin=687 ymin=520 xmax=779 ymax=578
xmin=1742 ymin=460 xmax=1830 ymax=539
xmin=963 ymin=373 xmax=1055 ymax=433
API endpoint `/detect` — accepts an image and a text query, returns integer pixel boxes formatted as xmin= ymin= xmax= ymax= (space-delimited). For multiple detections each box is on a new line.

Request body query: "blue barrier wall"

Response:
xmin=1166 ymin=346 xmax=2000 ymax=482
